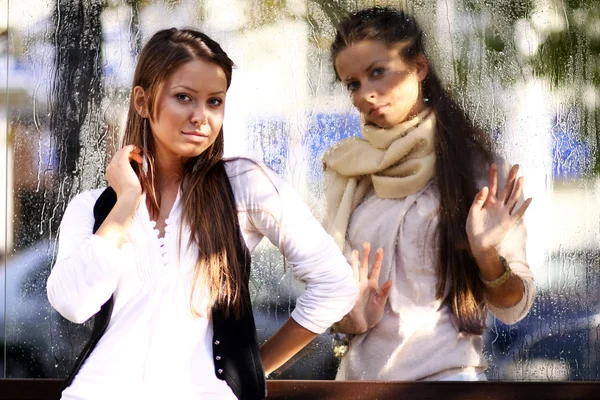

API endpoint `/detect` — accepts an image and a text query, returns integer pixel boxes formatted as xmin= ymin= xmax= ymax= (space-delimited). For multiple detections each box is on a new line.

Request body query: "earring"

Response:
xmin=423 ymin=97 xmax=430 ymax=103
xmin=142 ymin=118 xmax=149 ymax=175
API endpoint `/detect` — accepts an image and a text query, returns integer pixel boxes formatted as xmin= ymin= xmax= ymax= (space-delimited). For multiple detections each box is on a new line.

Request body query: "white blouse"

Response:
xmin=47 ymin=158 xmax=358 ymax=400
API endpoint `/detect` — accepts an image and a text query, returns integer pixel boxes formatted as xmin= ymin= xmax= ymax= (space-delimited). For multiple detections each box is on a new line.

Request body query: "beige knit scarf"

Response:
xmin=322 ymin=108 xmax=437 ymax=251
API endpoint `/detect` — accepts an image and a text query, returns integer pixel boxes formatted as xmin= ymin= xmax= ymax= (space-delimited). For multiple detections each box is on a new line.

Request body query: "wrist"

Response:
xmin=480 ymin=255 xmax=512 ymax=289
xmin=335 ymin=313 xmax=368 ymax=335
xmin=472 ymin=247 xmax=505 ymax=282
xmin=471 ymin=246 xmax=497 ymax=266
xmin=116 ymin=189 xmax=142 ymax=206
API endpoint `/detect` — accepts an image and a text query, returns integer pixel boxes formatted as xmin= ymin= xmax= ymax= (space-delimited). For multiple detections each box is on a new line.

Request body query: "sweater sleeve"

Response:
xmin=225 ymin=159 xmax=358 ymax=334
xmin=481 ymin=158 xmax=536 ymax=325
xmin=487 ymin=218 xmax=535 ymax=324
xmin=46 ymin=189 xmax=126 ymax=324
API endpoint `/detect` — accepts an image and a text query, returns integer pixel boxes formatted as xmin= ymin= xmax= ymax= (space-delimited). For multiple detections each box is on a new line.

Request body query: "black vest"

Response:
xmin=61 ymin=168 xmax=266 ymax=400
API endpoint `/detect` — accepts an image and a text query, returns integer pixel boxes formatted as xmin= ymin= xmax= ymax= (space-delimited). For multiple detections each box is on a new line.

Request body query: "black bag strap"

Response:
xmin=61 ymin=187 xmax=117 ymax=391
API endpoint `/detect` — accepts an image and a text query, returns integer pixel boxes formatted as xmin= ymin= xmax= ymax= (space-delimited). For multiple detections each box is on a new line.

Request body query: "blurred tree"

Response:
xmin=466 ymin=0 xmax=599 ymax=172
xmin=47 ymin=0 xmax=105 ymax=237
xmin=126 ymin=0 xmax=143 ymax=55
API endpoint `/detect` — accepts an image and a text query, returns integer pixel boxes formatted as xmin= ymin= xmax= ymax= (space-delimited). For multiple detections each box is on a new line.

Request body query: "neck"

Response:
xmin=154 ymin=158 xmax=184 ymax=192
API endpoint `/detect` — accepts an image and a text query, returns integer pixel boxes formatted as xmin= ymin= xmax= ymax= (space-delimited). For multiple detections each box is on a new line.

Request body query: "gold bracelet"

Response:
xmin=480 ymin=255 xmax=512 ymax=288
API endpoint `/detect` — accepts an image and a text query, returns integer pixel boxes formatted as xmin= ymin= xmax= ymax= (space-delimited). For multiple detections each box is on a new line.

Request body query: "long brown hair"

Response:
xmin=331 ymin=7 xmax=493 ymax=334
xmin=121 ymin=28 xmax=246 ymax=319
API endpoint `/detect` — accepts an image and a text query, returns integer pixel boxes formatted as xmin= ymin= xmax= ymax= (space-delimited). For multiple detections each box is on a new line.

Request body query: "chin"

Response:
xmin=367 ymin=118 xmax=395 ymax=129
xmin=364 ymin=112 xmax=397 ymax=129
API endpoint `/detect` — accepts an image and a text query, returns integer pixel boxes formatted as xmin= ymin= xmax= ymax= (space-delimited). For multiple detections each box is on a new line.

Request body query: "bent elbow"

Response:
xmin=50 ymin=297 xmax=95 ymax=324
xmin=47 ymin=281 xmax=94 ymax=324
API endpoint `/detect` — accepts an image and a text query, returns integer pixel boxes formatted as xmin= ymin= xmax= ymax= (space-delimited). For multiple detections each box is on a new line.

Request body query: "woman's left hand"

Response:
xmin=466 ymin=163 xmax=532 ymax=257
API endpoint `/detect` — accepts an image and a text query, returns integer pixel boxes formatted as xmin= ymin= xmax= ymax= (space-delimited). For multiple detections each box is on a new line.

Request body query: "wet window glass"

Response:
xmin=1 ymin=0 xmax=599 ymax=382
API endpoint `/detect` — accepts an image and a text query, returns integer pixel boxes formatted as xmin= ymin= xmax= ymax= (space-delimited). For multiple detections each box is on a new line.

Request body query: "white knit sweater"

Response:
xmin=336 ymin=165 xmax=535 ymax=381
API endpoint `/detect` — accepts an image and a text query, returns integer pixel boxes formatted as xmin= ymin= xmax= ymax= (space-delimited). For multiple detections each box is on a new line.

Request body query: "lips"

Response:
xmin=368 ymin=104 xmax=387 ymax=116
xmin=183 ymin=131 xmax=209 ymax=137
xmin=182 ymin=131 xmax=210 ymax=142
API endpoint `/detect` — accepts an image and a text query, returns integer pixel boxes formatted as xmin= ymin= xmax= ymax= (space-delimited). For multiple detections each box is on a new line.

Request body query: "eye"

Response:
xmin=176 ymin=93 xmax=191 ymax=102
xmin=346 ymin=81 xmax=360 ymax=92
xmin=208 ymin=97 xmax=223 ymax=106
xmin=372 ymin=67 xmax=385 ymax=78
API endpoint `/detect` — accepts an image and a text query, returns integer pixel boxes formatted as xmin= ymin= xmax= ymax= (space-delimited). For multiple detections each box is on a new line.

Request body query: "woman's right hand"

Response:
xmin=95 ymin=145 xmax=144 ymax=248
xmin=105 ymin=145 xmax=143 ymax=198
xmin=333 ymin=242 xmax=392 ymax=335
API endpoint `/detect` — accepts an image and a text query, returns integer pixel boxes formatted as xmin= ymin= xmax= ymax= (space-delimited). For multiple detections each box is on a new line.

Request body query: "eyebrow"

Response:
xmin=171 ymin=85 xmax=226 ymax=96
xmin=342 ymin=58 xmax=390 ymax=82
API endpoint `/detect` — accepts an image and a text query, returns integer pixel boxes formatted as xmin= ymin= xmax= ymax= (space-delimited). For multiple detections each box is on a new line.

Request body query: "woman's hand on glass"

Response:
xmin=466 ymin=163 xmax=532 ymax=259
xmin=334 ymin=242 xmax=392 ymax=335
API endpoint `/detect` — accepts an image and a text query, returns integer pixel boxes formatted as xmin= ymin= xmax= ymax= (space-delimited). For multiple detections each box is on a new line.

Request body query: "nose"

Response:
xmin=191 ymin=104 xmax=207 ymax=126
xmin=356 ymin=82 xmax=376 ymax=105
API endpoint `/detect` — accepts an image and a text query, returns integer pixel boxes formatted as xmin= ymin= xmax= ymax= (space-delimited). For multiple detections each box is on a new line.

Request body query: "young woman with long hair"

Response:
xmin=324 ymin=6 xmax=534 ymax=381
xmin=47 ymin=28 xmax=357 ymax=399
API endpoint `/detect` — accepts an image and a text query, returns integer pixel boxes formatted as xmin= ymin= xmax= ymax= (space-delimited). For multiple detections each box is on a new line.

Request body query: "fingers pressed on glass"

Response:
xmin=508 ymin=176 xmax=524 ymax=214
xmin=487 ymin=163 xmax=499 ymax=202
xmin=475 ymin=186 xmax=489 ymax=210
xmin=502 ymin=164 xmax=520 ymax=205
xmin=360 ymin=242 xmax=370 ymax=282
xmin=380 ymin=279 xmax=393 ymax=297
xmin=513 ymin=197 xmax=533 ymax=220
xmin=369 ymin=248 xmax=384 ymax=282
xmin=498 ymin=164 xmax=514 ymax=204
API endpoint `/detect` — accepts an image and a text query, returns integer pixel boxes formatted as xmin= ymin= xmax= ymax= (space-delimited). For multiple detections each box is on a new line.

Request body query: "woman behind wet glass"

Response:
xmin=47 ymin=28 xmax=357 ymax=400
xmin=324 ymin=7 xmax=535 ymax=381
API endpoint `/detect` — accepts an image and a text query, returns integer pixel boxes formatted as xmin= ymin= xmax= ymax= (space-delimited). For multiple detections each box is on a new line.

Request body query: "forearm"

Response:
xmin=94 ymin=190 xmax=141 ymax=248
xmin=48 ymin=235 xmax=123 ymax=323
xmin=259 ymin=318 xmax=318 ymax=375
xmin=473 ymin=248 xmax=525 ymax=308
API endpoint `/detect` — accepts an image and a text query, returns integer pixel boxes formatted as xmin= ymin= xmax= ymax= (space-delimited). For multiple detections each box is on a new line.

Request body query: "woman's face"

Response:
xmin=135 ymin=58 xmax=228 ymax=165
xmin=334 ymin=40 xmax=428 ymax=129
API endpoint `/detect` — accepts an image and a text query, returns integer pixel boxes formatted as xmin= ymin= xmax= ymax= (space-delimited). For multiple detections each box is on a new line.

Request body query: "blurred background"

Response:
xmin=1 ymin=0 xmax=599 ymax=381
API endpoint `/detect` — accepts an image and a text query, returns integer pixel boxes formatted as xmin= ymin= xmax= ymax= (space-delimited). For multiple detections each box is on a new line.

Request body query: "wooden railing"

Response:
xmin=0 ymin=380 xmax=599 ymax=399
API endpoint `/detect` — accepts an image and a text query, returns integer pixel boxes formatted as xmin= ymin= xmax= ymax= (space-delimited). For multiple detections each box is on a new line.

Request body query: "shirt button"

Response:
xmin=164 ymin=225 xmax=172 ymax=233
xmin=214 ymin=340 xmax=220 ymax=345
xmin=215 ymin=356 xmax=221 ymax=360
xmin=218 ymin=369 xmax=223 ymax=374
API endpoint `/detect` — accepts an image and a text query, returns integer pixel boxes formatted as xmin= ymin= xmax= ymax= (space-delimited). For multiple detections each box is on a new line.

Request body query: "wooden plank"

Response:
xmin=267 ymin=381 xmax=600 ymax=400
xmin=0 ymin=379 xmax=599 ymax=400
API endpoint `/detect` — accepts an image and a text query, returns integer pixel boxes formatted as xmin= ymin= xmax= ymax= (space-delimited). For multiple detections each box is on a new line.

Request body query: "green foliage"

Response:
xmin=248 ymin=0 xmax=291 ymax=27
xmin=534 ymin=31 xmax=580 ymax=88
xmin=565 ymin=0 xmax=584 ymax=8
xmin=505 ymin=0 xmax=534 ymax=19
xmin=484 ymin=27 xmax=506 ymax=52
